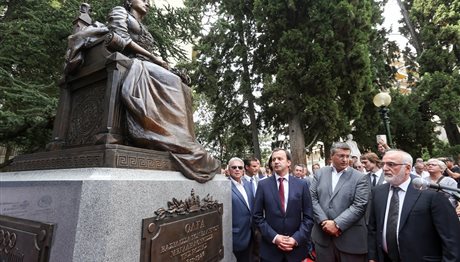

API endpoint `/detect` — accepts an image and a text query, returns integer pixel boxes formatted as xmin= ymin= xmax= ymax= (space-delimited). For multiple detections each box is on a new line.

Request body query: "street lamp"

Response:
xmin=373 ymin=92 xmax=393 ymax=148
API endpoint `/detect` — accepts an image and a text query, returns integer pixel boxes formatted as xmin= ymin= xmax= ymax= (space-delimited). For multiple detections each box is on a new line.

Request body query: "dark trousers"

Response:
xmin=383 ymin=251 xmax=400 ymax=262
xmin=234 ymin=245 xmax=253 ymax=262
xmin=252 ymin=228 xmax=262 ymax=262
xmin=315 ymin=243 xmax=367 ymax=262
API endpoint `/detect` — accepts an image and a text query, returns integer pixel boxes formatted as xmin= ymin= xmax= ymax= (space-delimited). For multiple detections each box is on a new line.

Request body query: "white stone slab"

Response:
xmin=0 ymin=168 xmax=233 ymax=262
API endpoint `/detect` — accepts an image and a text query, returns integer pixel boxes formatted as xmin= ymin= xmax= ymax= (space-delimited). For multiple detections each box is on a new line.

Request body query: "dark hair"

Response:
xmin=244 ymin=156 xmax=259 ymax=168
xmin=272 ymin=148 xmax=292 ymax=161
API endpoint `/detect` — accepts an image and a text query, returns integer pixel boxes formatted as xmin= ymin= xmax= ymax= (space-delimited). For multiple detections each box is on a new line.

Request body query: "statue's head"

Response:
xmin=123 ymin=0 xmax=152 ymax=11
xmin=347 ymin=134 xmax=353 ymax=140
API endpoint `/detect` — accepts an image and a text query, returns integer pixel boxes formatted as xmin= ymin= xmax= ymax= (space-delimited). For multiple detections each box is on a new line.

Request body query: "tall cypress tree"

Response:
xmin=187 ymin=0 xmax=262 ymax=162
xmin=399 ymin=0 xmax=460 ymax=146
xmin=254 ymin=0 xmax=375 ymax=163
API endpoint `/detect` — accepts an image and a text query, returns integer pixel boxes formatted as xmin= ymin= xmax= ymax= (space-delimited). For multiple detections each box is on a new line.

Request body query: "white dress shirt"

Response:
xmin=382 ymin=177 xmax=411 ymax=253
xmin=231 ymin=177 xmax=250 ymax=209
xmin=371 ymin=168 xmax=386 ymax=185
xmin=332 ymin=166 xmax=347 ymax=192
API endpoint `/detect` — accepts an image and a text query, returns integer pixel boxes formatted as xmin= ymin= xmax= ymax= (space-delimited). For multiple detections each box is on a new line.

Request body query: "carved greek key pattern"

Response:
xmin=7 ymin=146 xmax=178 ymax=172
xmin=117 ymin=155 xmax=171 ymax=170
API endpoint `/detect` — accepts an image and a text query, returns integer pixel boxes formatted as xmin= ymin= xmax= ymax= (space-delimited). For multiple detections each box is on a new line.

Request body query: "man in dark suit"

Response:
xmin=229 ymin=157 xmax=255 ymax=262
xmin=310 ymin=142 xmax=369 ymax=262
xmin=253 ymin=148 xmax=314 ymax=262
xmin=368 ymin=150 xmax=460 ymax=262
xmin=361 ymin=152 xmax=385 ymax=187
xmin=361 ymin=152 xmax=385 ymax=225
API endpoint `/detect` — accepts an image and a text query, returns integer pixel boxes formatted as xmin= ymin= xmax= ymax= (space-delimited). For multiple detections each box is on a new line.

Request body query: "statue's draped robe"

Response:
xmin=107 ymin=7 xmax=219 ymax=182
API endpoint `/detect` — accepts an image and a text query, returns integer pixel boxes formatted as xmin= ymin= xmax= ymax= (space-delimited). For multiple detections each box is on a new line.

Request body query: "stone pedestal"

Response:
xmin=0 ymin=168 xmax=233 ymax=262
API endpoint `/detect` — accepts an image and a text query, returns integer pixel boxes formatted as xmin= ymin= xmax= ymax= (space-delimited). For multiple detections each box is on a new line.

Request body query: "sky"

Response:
xmin=381 ymin=0 xmax=410 ymax=48
xmin=158 ymin=0 xmax=410 ymax=49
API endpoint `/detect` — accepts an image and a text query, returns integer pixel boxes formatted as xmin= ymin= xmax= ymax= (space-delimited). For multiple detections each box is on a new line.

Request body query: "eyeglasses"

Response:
xmin=382 ymin=162 xmax=407 ymax=168
xmin=426 ymin=163 xmax=438 ymax=167
xmin=230 ymin=166 xmax=244 ymax=170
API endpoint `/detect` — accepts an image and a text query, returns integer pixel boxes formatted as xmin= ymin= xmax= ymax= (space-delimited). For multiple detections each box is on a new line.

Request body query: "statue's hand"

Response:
xmin=160 ymin=61 xmax=170 ymax=70
xmin=148 ymin=53 xmax=169 ymax=70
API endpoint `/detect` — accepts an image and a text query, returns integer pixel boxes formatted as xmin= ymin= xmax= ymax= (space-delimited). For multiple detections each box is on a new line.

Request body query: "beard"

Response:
xmin=384 ymin=167 xmax=407 ymax=186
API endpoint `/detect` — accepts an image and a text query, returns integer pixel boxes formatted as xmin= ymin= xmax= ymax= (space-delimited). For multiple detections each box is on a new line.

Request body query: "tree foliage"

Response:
xmin=186 ymin=0 xmax=262 ymax=163
xmin=253 ymin=0 xmax=376 ymax=163
xmin=400 ymin=0 xmax=460 ymax=148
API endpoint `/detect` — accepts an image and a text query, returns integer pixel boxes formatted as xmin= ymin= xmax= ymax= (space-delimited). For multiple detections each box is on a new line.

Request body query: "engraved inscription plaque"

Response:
xmin=0 ymin=215 xmax=54 ymax=262
xmin=141 ymin=190 xmax=223 ymax=262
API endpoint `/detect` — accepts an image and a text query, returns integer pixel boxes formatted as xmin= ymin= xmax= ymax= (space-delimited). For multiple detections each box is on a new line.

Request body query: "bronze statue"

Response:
xmin=59 ymin=1 xmax=219 ymax=182
xmin=105 ymin=0 xmax=219 ymax=182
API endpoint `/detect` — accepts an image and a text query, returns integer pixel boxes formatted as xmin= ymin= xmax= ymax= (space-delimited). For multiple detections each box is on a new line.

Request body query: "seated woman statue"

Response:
xmin=107 ymin=0 xmax=219 ymax=182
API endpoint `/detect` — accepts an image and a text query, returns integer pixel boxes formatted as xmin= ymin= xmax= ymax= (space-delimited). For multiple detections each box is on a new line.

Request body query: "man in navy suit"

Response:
xmin=229 ymin=157 xmax=254 ymax=262
xmin=368 ymin=150 xmax=460 ymax=262
xmin=253 ymin=148 xmax=314 ymax=262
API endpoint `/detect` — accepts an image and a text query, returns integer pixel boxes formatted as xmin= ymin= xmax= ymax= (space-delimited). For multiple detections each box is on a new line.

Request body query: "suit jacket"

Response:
xmin=368 ymin=177 xmax=460 ymax=262
xmin=253 ymin=175 xmax=314 ymax=262
xmin=365 ymin=169 xmax=385 ymax=225
xmin=231 ymin=179 xmax=254 ymax=252
xmin=368 ymin=169 xmax=385 ymax=186
xmin=310 ymin=166 xmax=369 ymax=254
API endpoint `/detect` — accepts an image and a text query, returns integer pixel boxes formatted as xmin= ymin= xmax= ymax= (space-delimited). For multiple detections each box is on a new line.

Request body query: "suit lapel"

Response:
xmin=232 ymin=182 xmax=251 ymax=211
xmin=243 ymin=180 xmax=255 ymax=210
xmin=325 ymin=167 xmax=333 ymax=198
xmin=377 ymin=171 xmax=385 ymax=185
xmin=286 ymin=175 xmax=295 ymax=213
xmin=331 ymin=168 xmax=352 ymax=200
xmin=399 ymin=181 xmax=421 ymax=230
xmin=377 ymin=184 xmax=391 ymax=227
xmin=269 ymin=175 xmax=285 ymax=215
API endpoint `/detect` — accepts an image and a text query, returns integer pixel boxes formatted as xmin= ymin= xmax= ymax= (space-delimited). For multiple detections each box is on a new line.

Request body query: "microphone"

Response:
xmin=412 ymin=177 xmax=460 ymax=194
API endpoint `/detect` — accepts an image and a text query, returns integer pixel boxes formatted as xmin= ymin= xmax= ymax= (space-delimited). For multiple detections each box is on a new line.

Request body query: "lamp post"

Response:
xmin=373 ymin=92 xmax=393 ymax=148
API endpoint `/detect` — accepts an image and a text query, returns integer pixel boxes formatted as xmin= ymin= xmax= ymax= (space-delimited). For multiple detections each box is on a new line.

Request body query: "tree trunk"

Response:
xmin=238 ymin=21 xmax=261 ymax=160
xmin=288 ymin=115 xmax=306 ymax=167
xmin=444 ymin=120 xmax=460 ymax=146
xmin=396 ymin=0 xmax=422 ymax=55
xmin=247 ymin=95 xmax=261 ymax=160
xmin=4 ymin=145 xmax=12 ymax=163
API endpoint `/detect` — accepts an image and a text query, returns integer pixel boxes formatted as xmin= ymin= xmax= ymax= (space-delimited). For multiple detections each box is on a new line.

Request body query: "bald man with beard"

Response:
xmin=368 ymin=150 xmax=460 ymax=262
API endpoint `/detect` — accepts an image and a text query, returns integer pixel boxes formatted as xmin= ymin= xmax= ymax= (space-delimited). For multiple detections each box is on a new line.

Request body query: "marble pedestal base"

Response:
xmin=0 ymin=168 xmax=233 ymax=262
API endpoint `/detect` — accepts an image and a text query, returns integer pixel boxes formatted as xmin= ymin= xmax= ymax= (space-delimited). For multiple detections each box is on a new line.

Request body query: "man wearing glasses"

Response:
xmin=253 ymin=148 xmax=314 ymax=262
xmin=368 ymin=150 xmax=460 ymax=262
xmin=229 ymin=157 xmax=254 ymax=262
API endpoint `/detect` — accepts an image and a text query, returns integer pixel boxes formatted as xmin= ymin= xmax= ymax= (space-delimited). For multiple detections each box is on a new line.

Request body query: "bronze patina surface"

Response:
xmin=7 ymin=144 xmax=178 ymax=172
xmin=0 ymin=215 xmax=54 ymax=262
xmin=141 ymin=190 xmax=223 ymax=262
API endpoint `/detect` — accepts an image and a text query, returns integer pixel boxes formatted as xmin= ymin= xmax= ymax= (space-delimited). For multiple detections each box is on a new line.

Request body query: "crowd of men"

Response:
xmin=226 ymin=143 xmax=460 ymax=262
